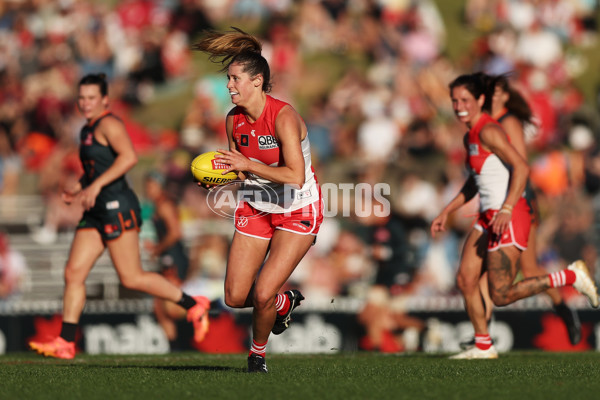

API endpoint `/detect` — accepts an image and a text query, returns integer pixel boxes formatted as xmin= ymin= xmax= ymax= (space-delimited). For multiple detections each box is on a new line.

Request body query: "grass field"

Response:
xmin=1 ymin=352 xmax=599 ymax=400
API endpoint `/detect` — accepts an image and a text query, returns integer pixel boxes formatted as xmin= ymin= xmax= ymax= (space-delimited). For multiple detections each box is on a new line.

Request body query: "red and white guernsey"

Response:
xmin=467 ymin=113 xmax=531 ymax=251
xmin=231 ymin=95 xmax=320 ymax=213
xmin=466 ymin=113 xmax=512 ymax=212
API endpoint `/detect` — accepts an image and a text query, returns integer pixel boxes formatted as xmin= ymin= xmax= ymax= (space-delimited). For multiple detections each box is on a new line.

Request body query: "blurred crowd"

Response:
xmin=1 ymin=0 xmax=600 ymax=351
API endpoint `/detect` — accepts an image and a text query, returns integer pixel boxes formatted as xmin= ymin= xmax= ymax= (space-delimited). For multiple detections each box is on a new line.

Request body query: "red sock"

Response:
xmin=249 ymin=339 xmax=267 ymax=357
xmin=275 ymin=293 xmax=290 ymax=316
xmin=475 ymin=334 xmax=492 ymax=350
xmin=548 ymin=269 xmax=576 ymax=288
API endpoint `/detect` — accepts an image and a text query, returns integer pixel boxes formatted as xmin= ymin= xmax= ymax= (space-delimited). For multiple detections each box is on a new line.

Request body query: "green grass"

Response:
xmin=1 ymin=352 xmax=600 ymax=400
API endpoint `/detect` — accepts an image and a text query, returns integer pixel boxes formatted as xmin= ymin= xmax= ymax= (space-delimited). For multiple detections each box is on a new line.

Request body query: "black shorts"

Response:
xmin=76 ymin=191 xmax=142 ymax=241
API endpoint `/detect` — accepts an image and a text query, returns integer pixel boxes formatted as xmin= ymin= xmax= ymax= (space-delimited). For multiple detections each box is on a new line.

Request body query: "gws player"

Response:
xmin=29 ymin=74 xmax=210 ymax=359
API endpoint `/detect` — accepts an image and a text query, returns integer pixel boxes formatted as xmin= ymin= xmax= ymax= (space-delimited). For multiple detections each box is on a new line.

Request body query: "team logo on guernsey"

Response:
xmin=237 ymin=217 xmax=249 ymax=228
xmin=258 ymin=135 xmax=279 ymax=150
xmin=211 ymin=159 xmax=230 ymax=170
xmin=83 ymin=132 xmax=93 ymax=146
xmin=469 ymin=143 xmax=479 ymax=155
xmin=240 ymin=134 xmax=249 ymax=147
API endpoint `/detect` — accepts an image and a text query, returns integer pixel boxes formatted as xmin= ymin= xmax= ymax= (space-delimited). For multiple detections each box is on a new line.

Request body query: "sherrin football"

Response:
xmin=190 ymin=151 xmax=238 ymax=185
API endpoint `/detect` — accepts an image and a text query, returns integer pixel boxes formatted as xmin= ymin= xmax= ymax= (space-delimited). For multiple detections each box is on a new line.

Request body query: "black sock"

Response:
xmin=177 ymin=292 xmax=197 ymax=310
xmin=554 ymin=301 xmax=567 ymax=312
xmin=60 ymin=322 xmax=78 ymax=342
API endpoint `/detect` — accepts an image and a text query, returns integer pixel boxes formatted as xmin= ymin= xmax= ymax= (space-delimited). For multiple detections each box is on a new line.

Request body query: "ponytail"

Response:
xmin=193 ymin=27 xmax=272 ymax=93
xmin=490 ymin=74 xmax=533 ymax=124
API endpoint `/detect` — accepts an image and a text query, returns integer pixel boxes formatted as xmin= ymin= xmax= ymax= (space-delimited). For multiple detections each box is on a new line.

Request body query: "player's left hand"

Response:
xmin=215 ymin=149 xmax=249 ymax=174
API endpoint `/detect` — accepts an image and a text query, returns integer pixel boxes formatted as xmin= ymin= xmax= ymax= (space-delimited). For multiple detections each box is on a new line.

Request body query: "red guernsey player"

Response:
xmin=193 ymin=27 xmax=323 ymax=373
xmin=431 ymin=72 xmax=598 ymax=360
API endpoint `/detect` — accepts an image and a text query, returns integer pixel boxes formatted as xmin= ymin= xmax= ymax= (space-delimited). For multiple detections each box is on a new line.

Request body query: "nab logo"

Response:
xmin=240 ymin=134 xmax=249 ymax=147
xmin=237 ymin=217 xmax=249 ymax=228
xmin=258 ymin=135 xmax=278 ymax=150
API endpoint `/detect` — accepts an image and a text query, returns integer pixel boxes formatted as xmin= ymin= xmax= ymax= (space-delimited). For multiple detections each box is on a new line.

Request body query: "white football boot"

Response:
xmin=449 ymin=345 xmax=498 ymax=360
xmin=568 ymin=260 xmax=599 ymax=308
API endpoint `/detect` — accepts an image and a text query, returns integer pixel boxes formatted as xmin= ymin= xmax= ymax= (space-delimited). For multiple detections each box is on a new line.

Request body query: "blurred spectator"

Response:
xmin=394 ymin=172 xmax=440 ymax=223
xmin=356 ymin=87 xmax=400 ymax=164
xmin=325 ymin=230 xmax=374 ymax=298
xmin=0 ymin=231 xmax=28 ymax=300
xmin=530 ymin=149 xmax=570 ymax=198
xmin=185 ymin=233 xmax=229 ymax=301
xmin=73 ymin=9 xmax=114 ymax=78
xmin=305 ymin=96 xmax=335 ymax=166
xmin=294 ymin=217 xmax=342 ymax=301
xmin=543 ymin=193 xmax=597 ymax=273
xmin=515 ymin=21 xmax=563 ymax=69
xmin=30 ymin=115 xmax=84 ymax=244
xmin=169 ymin=0 xmax=213 ymax=38
xmin=179 ymin=76 xmax=229 ymax=152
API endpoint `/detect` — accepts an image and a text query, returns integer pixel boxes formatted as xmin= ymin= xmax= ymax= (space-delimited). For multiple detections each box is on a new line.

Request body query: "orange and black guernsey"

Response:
xmin=77 ymin=111 xmax=141 ymax=240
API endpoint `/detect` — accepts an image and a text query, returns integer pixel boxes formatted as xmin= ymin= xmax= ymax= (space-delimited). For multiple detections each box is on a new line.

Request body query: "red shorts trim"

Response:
xmin=234 ymin=200 xmax=323 ymax=240
xmin=474 ymin=200 xmax=531 ymax=252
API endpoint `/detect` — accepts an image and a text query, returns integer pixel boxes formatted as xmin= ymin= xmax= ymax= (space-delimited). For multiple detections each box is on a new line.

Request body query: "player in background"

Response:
xmin=193 ymin=28 xmax=323 ymax=373
xmin=458 ymin=74 xmax=581 ymax=350
xmin=431 ymin=73 xmax=598 ymax=360
xmin=29 ymin=74 xmax=210 ymax=359
xmin=143 ymin=170 xmax=205 ymax=347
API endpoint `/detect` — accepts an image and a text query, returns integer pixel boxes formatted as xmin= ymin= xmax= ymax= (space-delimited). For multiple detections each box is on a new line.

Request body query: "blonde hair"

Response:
xmin=193 ymin=27 xmax=272 ymax=92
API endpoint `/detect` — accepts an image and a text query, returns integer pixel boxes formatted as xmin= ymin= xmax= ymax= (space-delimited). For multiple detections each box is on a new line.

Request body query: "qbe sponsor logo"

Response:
xmin=258 ymin=135 xmax=278 ymax=150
